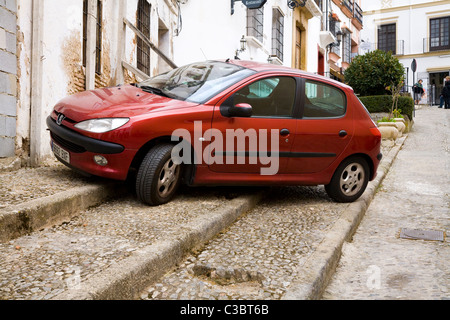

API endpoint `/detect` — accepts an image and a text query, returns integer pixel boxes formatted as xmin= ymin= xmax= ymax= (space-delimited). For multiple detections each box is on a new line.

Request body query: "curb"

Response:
xmin=51 ymin=191 xmax=264 ymax=300
xmin=282 ymin=135 xmax=408 ymax=300
xmin=0 ymin=183 xmax=123 ymax=243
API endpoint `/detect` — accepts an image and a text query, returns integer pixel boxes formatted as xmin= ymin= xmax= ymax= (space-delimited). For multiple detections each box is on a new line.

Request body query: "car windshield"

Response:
xmin=137 ymin=61 xmax=256 ymax=103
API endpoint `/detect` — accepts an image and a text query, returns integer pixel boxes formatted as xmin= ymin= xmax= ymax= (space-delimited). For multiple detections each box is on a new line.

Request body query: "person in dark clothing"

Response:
xmin=443 ymin=79 xmax=450 ymax=109
xmin=413 ymin=80 xmax=424 ymax=105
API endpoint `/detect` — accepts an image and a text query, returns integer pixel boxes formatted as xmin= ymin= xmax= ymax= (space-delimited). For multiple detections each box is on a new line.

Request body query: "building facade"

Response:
xmin=361 ymin=0 xmax=450 ymax=105
xmin=0 ymin=0 xmax=18 ymax=158
xmin=14 ymin=0 xmax=179 ymax=165
xmin=173 ymin=0 xmax=295 ymax=67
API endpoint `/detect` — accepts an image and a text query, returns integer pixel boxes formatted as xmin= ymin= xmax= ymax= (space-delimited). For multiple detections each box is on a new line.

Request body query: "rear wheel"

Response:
xmin=136 ymin=144 xmax=182 ymax=205
xmin=325 ymin=156 xmax=369 ymax=203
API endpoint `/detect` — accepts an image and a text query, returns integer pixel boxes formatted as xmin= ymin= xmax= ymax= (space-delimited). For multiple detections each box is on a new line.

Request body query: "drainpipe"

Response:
xmin=30 ymin=0 xmax=44 ymax=166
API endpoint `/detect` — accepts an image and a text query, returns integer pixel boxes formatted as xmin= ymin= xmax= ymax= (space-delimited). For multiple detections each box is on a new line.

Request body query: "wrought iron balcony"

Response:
xmin=423 ymin=37 xmax=450 ymax=53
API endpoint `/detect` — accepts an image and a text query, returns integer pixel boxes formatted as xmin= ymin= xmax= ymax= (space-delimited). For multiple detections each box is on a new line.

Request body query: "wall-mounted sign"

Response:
xmin=242 ymin=0 xmax=267 ymax=9
xmin=231 ymin=0 xmax=267 ymax=15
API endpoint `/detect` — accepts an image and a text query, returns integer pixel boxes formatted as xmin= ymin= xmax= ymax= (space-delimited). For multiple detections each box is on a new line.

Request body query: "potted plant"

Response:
xmin=377 ymin=80 xmax=406 ymax=139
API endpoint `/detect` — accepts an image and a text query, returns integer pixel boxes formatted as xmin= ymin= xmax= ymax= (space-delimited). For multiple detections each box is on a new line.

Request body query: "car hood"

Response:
xmin=53 ymin=84 xmax=199 ymax=122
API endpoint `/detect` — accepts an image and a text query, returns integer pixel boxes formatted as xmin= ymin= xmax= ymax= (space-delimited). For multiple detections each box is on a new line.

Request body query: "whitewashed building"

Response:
xmin=173 ymin=0 xmax=364 ymax=80
xmin=361 ymin=0 xmax=450 ymax=105
xmin=14 ymin=0 xmax=179 ymax=165
xmin=173 ymin=0 xmax=296 ymax=67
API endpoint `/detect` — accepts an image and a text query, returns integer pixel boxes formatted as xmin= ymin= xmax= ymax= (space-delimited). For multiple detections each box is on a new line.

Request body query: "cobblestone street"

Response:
xmin=0 ymin=107 xmax=448 ymax=301
xmin=323 ymin=106 xmax=449 ymax=300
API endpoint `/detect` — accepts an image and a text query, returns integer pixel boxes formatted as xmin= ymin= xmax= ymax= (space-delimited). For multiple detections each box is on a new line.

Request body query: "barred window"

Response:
xmin=137 ymin=0 xmax=151 ymax=75
xmin=83 ymin=0 xmax=87 ymax=68
xmin=95 ymin=0 xmax=102 ymax=75
xmin=82 ymin=0 xmax=102 ymax=75
xmin=272 ymin=8 xmax=284 ymax=61
xmin=378 ymin=23 xmax=396 ymax=54
xmin=329 ymin=16 xmax=340 ymax=56
xmin=247 ymin=7 xmax=264 ymax=43
xmin=342 ymin=32 xmax=351 ymax=64
xmin=430 ymin=17 xmax=450 ymax=51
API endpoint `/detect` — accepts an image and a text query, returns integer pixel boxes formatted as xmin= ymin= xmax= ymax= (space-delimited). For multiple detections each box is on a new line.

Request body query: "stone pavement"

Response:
xmin=323 ymin=106 xmax=449 ymax=300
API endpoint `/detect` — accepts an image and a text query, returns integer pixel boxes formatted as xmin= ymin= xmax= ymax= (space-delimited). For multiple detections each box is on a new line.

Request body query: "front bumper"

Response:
xmin=46 ymin=116 xmax=124 ymax=154
xmin=47 ymin=116 xmax=134 ymax=180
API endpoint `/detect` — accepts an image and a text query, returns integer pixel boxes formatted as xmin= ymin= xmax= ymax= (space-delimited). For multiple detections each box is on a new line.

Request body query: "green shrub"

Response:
xmin=359 ymin=95 xmax=414 ymax=120
xmin=345 ymin=50 xmax=405 ymax=96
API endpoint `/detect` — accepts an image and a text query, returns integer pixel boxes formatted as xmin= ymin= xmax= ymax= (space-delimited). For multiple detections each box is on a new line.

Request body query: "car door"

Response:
xmin=287 ymin=79 xmax=353 ymax=174
xmin=208 ymin=75 xmax=300 ymax=175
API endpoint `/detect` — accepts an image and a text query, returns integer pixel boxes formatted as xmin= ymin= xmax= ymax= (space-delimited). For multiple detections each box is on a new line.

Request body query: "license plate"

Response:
xmin=52 ymin=142 xmax=70 ymax=163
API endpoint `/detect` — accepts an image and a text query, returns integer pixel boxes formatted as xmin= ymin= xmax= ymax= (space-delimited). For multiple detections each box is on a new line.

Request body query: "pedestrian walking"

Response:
xmin=439 ymin=77 xmax=448 ymax=108
xmin=413 ymin=80 xmax=424 ymax=105
xmin=442 ymin=77 xmax=450 ymax=109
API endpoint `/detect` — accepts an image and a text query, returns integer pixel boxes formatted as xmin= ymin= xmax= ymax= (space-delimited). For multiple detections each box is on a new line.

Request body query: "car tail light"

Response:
xmin=370 ymin=127 xmax=381 ymax=138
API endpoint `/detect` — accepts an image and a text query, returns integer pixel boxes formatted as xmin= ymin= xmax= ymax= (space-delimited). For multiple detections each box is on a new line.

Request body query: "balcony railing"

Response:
xmin=339 ymin=0 xmax=363 ymax=25
xmin=423 ymin=38 xmax=450 ymax=53
xmin=363 ymin=40 xmax=405 ymax=56
xmin=353 ymin=2 xmax=363 ymax=24
xmin=342 ymin=0 xmax=353 ymax=12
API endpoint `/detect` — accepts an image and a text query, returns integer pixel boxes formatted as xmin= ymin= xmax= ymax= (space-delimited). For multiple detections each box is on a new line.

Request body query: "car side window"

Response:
xmin=233 ymin=76 xmax=296 ymax=117
xmin=304 ymin=80 xmax=346 ymax=118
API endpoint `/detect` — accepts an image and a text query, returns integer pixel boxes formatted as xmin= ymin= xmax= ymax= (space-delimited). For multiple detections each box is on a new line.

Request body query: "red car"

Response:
xmin=47 ymin=60 xmax=382 ymax=205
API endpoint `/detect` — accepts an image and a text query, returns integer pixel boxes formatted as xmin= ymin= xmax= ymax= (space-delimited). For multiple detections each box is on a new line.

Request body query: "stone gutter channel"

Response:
xmin=0 ymin=136 xmax=406 ymax=300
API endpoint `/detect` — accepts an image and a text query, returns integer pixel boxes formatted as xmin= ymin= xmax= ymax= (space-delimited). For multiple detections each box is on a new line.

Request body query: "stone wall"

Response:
xmin=0 ymin=0 xmax=17 ymax=158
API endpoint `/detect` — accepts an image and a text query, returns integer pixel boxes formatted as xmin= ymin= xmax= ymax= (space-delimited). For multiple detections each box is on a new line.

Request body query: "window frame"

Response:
xmin=430 ymin=16 xmax=450 ymax=52
xmin=301 ymin=79 xmax=348 ymax=119
xmin=342 ymin=31 xmax=352 ymax=64
xmin=95 ymin=0 xmax=102 ymax=75
xmin=272 ymin=8 xmax=284 ymax=62
xmin=247 ymin=7 xmax=264 ymax=44
xmin=137 ymin=0 xmax=151 ymax=75
xmin=378 ymin=23 xmax=396 ymax=54
xmin=82 ymin=0 xmax=102 ymax=75
xmin=228 ymin=76 xmax=300 ymax=119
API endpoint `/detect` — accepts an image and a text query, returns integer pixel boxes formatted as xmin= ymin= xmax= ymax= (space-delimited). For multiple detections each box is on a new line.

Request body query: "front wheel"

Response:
xmin=325 ymin=156 xmax=369 ymax=203
xmin=136 ymin=144 xmax=182 ymax=206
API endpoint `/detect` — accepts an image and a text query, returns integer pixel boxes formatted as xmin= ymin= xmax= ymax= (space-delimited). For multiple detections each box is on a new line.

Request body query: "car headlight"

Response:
xmin=74 ymin=118 xmax=129 ymax=133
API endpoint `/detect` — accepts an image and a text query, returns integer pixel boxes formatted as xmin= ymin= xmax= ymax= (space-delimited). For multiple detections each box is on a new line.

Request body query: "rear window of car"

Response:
xmin=303 ymin=80 xmax=347 ymax=118
xmin=138 ymin=61 xmax=256 ymax=104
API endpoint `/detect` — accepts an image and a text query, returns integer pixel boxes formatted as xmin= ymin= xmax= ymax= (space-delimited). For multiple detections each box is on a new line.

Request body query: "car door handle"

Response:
xmin=339 ymin=130 xmax=348 ymax=137
xmin=280 ymin=129 xmax=290 ymax=136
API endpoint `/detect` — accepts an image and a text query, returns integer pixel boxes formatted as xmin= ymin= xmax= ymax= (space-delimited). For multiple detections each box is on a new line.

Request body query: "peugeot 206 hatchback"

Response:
xmin=47 ymin=60 xmax=382 ymax=206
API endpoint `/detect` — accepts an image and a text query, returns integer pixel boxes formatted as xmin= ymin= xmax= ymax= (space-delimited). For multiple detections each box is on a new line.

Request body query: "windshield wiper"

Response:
xmin=138 ymin=85 xmax=171 ymax=98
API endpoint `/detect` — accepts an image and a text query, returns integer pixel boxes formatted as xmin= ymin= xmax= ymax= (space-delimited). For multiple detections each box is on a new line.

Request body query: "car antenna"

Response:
xmin=226 ymin=58 xmax=231 ymax=63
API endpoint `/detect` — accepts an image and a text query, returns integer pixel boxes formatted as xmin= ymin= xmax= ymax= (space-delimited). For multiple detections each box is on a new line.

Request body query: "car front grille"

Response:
xmin=51 ymin=132 xmax=86 ymax=153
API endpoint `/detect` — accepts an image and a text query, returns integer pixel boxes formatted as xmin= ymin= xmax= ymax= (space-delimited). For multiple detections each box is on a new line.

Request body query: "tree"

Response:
xmin=344 ymin=50 xmax=405 ymax=96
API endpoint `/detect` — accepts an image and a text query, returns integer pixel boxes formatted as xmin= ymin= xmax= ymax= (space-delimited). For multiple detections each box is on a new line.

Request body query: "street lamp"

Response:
xmin=235 ymin=35 xmax=247 ymax=59
xmin=330 ymin=30 xmax=343 ymax=47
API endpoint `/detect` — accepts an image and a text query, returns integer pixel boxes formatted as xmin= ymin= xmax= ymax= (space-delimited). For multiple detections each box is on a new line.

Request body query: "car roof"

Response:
xmin=222 ymin=59 xmax=353 ymax=91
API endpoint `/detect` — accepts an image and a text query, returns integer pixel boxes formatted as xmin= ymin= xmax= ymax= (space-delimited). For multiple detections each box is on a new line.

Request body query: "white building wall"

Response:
xmin=361 ymin=0 xmax=450 ymax=103
xmin=173 ymin=0 xmax=294 ymax=67
xmin=16 ymin=0 xmax=178 ymax=164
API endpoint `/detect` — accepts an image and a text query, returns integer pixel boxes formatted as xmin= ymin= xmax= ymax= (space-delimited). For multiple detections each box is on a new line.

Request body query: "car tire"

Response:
xmin=325 ymin=156 xmax=369 ymax=203
xmin=136 ymin=144 xmax=182 ymax=206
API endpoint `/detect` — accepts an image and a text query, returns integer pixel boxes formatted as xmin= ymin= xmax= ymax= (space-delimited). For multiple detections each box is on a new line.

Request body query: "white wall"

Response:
xmin=16 ymin=0 xmax=178 ymax=164
xmin=173 ymin=0 xmax=293 ymax=67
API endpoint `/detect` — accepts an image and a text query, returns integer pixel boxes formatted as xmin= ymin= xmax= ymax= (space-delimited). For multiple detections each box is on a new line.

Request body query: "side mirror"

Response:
xmin=221 ymin=103 xmax=253 ymax=118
